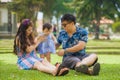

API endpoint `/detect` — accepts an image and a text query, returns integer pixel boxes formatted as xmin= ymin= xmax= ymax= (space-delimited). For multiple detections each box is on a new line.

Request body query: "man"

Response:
xmin=56 ymin=14 xmax=100 ymax=75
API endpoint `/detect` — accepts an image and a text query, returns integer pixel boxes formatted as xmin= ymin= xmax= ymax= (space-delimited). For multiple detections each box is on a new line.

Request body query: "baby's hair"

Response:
xmin=43 ymin=23 xmax=52 ymax=30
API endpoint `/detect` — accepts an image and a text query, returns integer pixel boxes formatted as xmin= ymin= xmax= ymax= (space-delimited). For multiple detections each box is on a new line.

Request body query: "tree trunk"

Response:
xmin=32 ymin=10 xmax=38 ymax=37
xmin=94 ymin=22 xmax=100 ymax=39
xmin=56 ymin=16 xmax=59 ymax=38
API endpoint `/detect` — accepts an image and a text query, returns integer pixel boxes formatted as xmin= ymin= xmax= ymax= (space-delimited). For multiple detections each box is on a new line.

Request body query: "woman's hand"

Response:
xmin=26 ymin=35 xmax=46 ymax=53
xmin=37 ymin=35 xmax=46 ymax=42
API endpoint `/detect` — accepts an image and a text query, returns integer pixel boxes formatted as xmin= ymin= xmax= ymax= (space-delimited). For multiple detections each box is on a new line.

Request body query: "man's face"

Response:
xmin=61 ymin=21 xmax=73 ymax=32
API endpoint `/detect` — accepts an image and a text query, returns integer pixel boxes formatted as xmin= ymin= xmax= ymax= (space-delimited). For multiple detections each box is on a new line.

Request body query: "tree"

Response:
xmin=42 ymin=0 xmax=74 ymax=23
xmin=112 ymin=21 xmax=120 ymax=33
xmin=7 ymin=0 xmax=44 ymax=22
xmin=71 ymin=0 xmax=120 ymax=39
xmin=52 ymin=0 xmax=74 ymax=34
xmin=7 ymin=0 xmax=74 ymax=36
xmin=41 ymin=0 xmax=55 ymax=23
xmin=7 ymin=0 xmax=44 ymax=36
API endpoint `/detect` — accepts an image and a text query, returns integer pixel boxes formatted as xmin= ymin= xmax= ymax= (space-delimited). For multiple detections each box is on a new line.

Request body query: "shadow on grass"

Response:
xmin=92 ymin=39 xmax=120 ymax=42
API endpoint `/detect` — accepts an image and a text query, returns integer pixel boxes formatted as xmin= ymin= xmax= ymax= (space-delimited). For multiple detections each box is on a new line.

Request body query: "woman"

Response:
xmin=13 ymin=19 xmax=69 ymax=76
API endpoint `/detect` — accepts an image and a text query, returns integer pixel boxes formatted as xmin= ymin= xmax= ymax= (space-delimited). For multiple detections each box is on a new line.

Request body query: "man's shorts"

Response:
xmin=61 ymin=54 xmax=98 ymax=69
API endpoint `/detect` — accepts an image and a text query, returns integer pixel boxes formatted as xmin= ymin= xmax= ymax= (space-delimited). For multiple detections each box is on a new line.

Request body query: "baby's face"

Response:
xmin=43 ymin=28 xmax=52 ymax=36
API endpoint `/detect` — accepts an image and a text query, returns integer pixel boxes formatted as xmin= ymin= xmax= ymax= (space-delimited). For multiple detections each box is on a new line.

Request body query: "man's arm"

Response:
xmin=65 ymin=41 xmax=86 ymax=53
xmin=55 ymin=43 xmax=61 ymax=49
xmin=57 ymin=41 xmax=86 ymax=56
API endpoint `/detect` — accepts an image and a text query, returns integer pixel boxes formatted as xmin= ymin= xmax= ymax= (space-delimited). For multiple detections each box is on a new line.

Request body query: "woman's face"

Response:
xmin=26 ymin=26 xmax=33 ymax=36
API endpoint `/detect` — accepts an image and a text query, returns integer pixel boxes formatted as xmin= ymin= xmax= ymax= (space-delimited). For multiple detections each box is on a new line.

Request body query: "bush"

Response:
xmin=112 ymin=21 xmax=120 ymax=33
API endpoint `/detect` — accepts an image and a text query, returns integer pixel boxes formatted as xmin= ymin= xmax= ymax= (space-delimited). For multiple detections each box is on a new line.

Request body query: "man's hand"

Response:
xmin=57 ymin=49 xmax=65 ymax=56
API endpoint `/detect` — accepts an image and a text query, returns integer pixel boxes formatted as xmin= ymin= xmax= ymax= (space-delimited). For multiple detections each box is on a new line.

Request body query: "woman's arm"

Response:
xmin=26 ymin=35 xmax=46 ymax=53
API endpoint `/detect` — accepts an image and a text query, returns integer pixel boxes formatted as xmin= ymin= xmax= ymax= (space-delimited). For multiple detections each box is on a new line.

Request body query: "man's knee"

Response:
xmin=91 ymin=53 xmax=98 ymax=60
xmin=90 ymin=53 xmax=98 ymax=66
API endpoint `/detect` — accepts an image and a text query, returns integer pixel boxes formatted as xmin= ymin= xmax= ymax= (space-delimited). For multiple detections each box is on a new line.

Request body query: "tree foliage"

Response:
xmin=7 ymin=0 xmax=74 ymax=23
xmin=71 ymin=0 xmax=120 ymax=39
xmin=112 ymin=21 xmax=120 ymax=33
xmin=7 ymin=0 xmax=44 ymax=21
xmin=41 ymin=0 xmax=74 ymax=23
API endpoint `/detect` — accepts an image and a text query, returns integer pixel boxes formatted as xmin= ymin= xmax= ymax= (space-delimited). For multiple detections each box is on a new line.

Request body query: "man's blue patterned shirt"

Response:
xmin=57 ymin=27 xmax=88 ymax=58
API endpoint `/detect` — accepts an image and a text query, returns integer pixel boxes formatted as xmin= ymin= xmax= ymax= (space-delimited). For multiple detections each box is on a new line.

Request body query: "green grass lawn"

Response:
xmin=1 ymin=39 xmax=120 ymax=54
xmin=0 ymin=39 xmax=120 ymax=80
xmin=0 ymin=54 xmax=120 ymax=80
xmin=87 ymin=39 xmax=120 ymax=47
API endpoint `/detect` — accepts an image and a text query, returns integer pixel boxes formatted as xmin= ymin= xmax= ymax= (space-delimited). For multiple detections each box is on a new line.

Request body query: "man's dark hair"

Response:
xmin=43 ymin=23 xmax=52 ymax=30
xmin=61 ymin=14 xmax=76 ymax=24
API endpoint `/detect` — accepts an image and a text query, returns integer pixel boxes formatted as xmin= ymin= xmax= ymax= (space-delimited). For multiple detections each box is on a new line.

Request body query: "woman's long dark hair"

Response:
xmin=13 ymin=19 xmax=34 ymax=55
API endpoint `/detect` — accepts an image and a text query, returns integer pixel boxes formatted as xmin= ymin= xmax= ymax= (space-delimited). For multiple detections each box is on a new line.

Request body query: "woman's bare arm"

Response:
xmin=26 ymin=35 xmax=46 ymax=53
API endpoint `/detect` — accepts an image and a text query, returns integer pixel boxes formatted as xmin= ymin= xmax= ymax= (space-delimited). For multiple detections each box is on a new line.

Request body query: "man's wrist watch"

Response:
xmin=64 ymin=49 xmax=69 ymax=54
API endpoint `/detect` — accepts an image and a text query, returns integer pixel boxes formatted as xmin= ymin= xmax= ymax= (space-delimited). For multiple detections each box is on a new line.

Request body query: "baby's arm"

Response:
xmin=51 ymin=33 xmax=61 ymax=49
xmin=51 ymin=33 xmax=57 ymax=44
